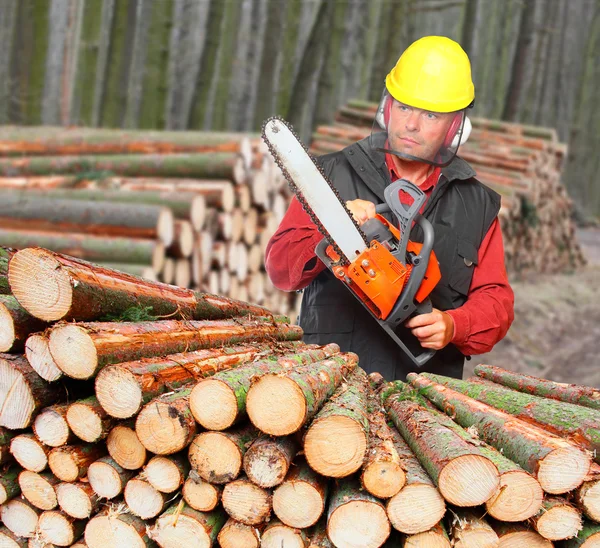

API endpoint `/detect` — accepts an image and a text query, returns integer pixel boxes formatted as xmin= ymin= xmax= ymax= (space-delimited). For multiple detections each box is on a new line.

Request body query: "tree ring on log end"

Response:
xmin=188 ymin=432 xmax=242 ymax=484
xmin=95 ymin=366 xmax=142 ymax=419
xmin=485 ymin=470 xmax=543 ymax=522
xmin=190 ymin=379 xmax=237 ymax=431
xmin=537 ymin=446 xmax=591 ymax=494
xmin=437 ymin=454 xmax=499 ymax=506
xmin=386 ymin=483 xmax=446 ymax=534
xmin=85 ymin=515 xmax=148 ymax=548
xmin=151 ymin=513 xmax=211 ymax=547
xmin=0 ymin=302 xmax=15 ymax=351
xmin=328 ymin=500 xmax=390 ymax=548
xmin=273 ymin=480 xmax=324 ymax=528
xmin=49 ymin=325 xmax=97 ymax=380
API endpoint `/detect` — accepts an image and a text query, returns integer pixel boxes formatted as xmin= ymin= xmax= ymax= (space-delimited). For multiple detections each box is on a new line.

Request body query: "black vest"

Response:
xmin=298 ymin=137 xmax=501 ymax=381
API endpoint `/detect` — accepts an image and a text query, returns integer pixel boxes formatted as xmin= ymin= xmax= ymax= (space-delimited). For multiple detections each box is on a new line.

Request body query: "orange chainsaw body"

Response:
xmin=327 ymin=214 xmax=441 ymax=320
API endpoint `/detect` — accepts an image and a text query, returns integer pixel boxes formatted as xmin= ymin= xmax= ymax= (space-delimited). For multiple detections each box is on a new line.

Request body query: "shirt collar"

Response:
xmin=385 ymin=152 xmax=441 ymax=191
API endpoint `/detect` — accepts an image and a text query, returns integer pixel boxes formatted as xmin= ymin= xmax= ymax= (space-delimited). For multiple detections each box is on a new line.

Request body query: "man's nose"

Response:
xmin=405 ymin=111 xmax=420 ymax=131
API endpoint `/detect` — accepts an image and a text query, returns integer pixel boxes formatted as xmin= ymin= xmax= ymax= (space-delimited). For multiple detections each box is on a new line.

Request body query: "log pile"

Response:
xmin=310 ymin=100 xmax=586 ymax=275
xmin=0 ymin=125 xmax=299 ymax=319
xmin=0 ymin=247 xmax=599 ymax=547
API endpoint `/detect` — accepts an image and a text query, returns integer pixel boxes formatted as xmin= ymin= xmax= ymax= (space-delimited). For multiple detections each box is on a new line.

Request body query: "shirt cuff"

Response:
xmin=446 ymin=307 xmax=470 ymax=346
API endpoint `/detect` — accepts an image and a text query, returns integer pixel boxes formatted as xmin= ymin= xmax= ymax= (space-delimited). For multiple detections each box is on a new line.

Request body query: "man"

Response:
xmin=265 ymin=36 xmax=514 ymax=380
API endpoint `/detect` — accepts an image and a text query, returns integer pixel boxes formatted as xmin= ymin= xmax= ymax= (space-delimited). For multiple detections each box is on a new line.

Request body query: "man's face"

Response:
xmin=387 ymin=99 xmax=457 ymax=162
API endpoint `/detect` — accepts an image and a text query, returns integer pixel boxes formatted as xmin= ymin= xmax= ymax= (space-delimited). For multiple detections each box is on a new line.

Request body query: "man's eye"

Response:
xmin=425 ymin=113 xmax=437 ymax=120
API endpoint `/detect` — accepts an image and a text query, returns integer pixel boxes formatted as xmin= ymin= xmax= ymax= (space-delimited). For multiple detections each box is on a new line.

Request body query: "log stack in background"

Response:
xmin=0 ymin=126 xmax=299 ymax=319
xmin=0 ymin=247 xmax=599 ymax=547
xmin=311 ymin=99 xmax=586 ymax=276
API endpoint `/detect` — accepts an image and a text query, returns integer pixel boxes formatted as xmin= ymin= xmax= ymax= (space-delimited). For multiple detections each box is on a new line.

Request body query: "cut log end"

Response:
xmin=217 ymin=518 xmax=259 ymax=548
xmin=0 ymin=499 xmax=40 ymax=538
xmin=66 ymin=403 xmax=104 ymax=443
xmin=95 ymin=366 xmax=142 ymax=419
xmin=56 ymin=482 xmax=96 ymax=519
xmin=182 ymin=474 xmax=221 ymax=512
xmin=157 ymin=208 xmax=175 ymax=247
xmin=151 ymin=512 xmax=212 ymax=547
xmin=386 ymin=483 xmax=446 ymax=535
xmin=304 ymin=415 xmax=368 ymax=478
xmin=189 ymin=379 xmax=238 ymax=431
xmin=87 ymin=461 xmax=124 ymax=499
xmin=19 ymin=471 xmax=58 ymax=511
xmin=243 ymin=441 xmax=293 ymax=488
xmin=38 ymin=510 xmax=82 ymax=546
xmin=0 ymin=302 xmax=15 ymax=351
xmin=25 ymin=334 xmax=62 ymax=382
xmin=48 ymin=450 xmax=84 ymax=483
xmin=535 ymin=503 xmax=583 ymax=541
xmin=8 ymin=248 xmax=73 ymax=322
xmin=496 ymin=530 xmax=554 ymax=548
xmin=188 ymin=432 xmax=242 ymax=484
xmin=580 ymin=479 xmax=600 ymax=521
xmin=273 ymin=481 xmax=324 ymax=529
xmin=538 ymin=446 xmax=591 ymax=494
xmin=261 ymin=523 xmax=306 ymax=548
xmin=221 ymin=479 xmax=271 ymax=525
xmin=33 ymin=408 xmax=70 ymax=447
xmin=135 ymin=401 xmax=195 ymax=455
xmin=124 ymin=479 xmax=165 ymax=520
xmin=106 ymin=424 xmax=147 ymax=470
xmin=328 ymin=500 xmax=390 ymax=548
xmin=404 ymin=528 xmax=451 ymax=548
xmin=144 ymin=456 xmax=185 ymax=493
xmin=246 ymin=375 xmax=306 ymax=436
xmin=438 ymin=454 xmax=499 ymax=507
xmin=485 ymin=470 xmax=544 ymax=522
xmin=48 ymin=325 xmax=97 ymax=380
xmin=0 ymin=358 xmax=39 ymax=429
xmin=85 ymin=515 xmax=149 ymax=548
xmin=0 ymin=526 xmax=27 ymax=548
xmin=10 ymin=434 xmax=49 ymax=473
xmin=362 ymin=460 xmax=406 ymax=499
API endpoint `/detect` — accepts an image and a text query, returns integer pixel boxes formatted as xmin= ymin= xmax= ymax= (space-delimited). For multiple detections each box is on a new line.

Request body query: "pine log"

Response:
xmin=144 ymin=453 xmax=189 ymax=493
xmin=0 ymin=354 xmax=60 ymax=429
xmin=0 ymin=526 xmax=28 ymax=547
xmin=562 ymin=521 xmax=600 ymax=547
xmin=361 ymin=391 xmax=406 ymax=499
xmin=1 ymin=426 xmax=16 ymax=464
xmin=18 ymin=471 xmax=59 ymax=510
xmin=475 ymin=364 xmax=600 ymax=411
xmin=124 ymin=476 xmax=168 ymax=520
xmin=38 ymin=510 xmax=85 ymax=546
xmin=0 ymin=499 xmax=40 ymax=538
xmin=135 ymin=386 xmax=197 ymax=455
xmin=247 ymin=352 xmax=359 ymax=436
xmin=221 ymin=475 xmax=272 ymax=525
xmin=0 ymin=228 xmax=165 ymax=268
xmin=0 ymin=295 xmax=48 ymax=352
xmin=403 ymin=522 xmax=451 ymax=547
xmin=421 ymin=372 xmax=600 ymax=456
xmin=0 ymin=247 xmax=13 ymax=294
xmin=66 ymin=396 xmax=115 ymax=443
xmin=243 ymin=435 xmax=299 ymax=488
xmin=327 ymin=475 xmax=391 ymax=548
xmin=84 ymin=509 xmax=154 ymax=548
xmin=0 ymin=195 xmax=174 ymax=244
xmin=191 ymin=343 xmax=340 ymax=431
xmin=217 ymin=517 xmax=260 ymax=548
xmin=0 ymin=152 xmax=243 ymax=181
xmin=9 ymin=248 xmax=276 ymax=323
xmin=87 ymin=456 xmax=135 ymax=499
xmin=95 ymin=343 xmax=267 ymax=419
xmin=408 ymin=373 xmax=592 ymax=494
xmin=448 ymin=510 xmax=499 ymax=548
xmin=48 ymin=316 xmax=300 ymax=380
xmin=182 ymin=471 xmax=222 ymax=512
xmin=188 ymin=423 xmax=260 ymax=484
xmin=273 ymin=456 xmax=328 ymax=529
xmin=24 ymin=334 xmax=62 ymax=382
xmin=56 ymin=481 xmax=100 ymax=519
xmin=33 ymin=404 xmax=73 ymax=447
xmin=531 ymin=497 xmax=583 ymax=541
xmin=261 ymin=518 xmax=309 ymax=548
xmin=385 ymin=427 xmax=446 ymax=535
xmin=105 ymin=422 xmax=147 ymax=471
xmin=48 ymin=443 xmax=106 ymax=482
xmin=385 ymin=396 xmax=500 ymax=507
xmin=577 ymin=464 xmax=600 ymax=522
xmin=169 ymin=220 xmax=195 ymax=257
xmin=0 ymin=465 xmax=20 ymax=504
xmin=304 ymin=368 xmax=370 ymax=478
xmin=490 ymin=522 xmax=552 ymax=548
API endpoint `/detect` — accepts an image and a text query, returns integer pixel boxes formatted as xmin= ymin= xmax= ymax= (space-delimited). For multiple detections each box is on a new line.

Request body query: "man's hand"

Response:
xmin=405 ymin=308 xmax=455 ymax=350
xmin=345 ymin=199 xmax=376 ymax=225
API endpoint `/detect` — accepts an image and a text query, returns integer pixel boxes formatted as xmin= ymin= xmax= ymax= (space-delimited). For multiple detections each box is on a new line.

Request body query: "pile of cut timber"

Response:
xmin=0 ymin=126 xmax=298 ymax=318
xmin=0 ymin=247 xmax=599 ymax=547
xmin=311 ymin=100 xmax=586 ymax=275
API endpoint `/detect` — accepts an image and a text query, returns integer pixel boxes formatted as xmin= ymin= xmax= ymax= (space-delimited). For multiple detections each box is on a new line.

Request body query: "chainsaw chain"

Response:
xmin=261 ymin=116 xmax=369 ymax=264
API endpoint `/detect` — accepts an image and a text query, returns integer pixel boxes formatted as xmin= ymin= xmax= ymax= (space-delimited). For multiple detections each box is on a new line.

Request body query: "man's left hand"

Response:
xmin=405 ymin=308 xmax=455 ymax=350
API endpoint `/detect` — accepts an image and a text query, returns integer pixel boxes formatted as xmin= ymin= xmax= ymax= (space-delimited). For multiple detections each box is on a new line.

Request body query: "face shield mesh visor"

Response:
xmin=370 ymin=89 xmax=470 ymax=168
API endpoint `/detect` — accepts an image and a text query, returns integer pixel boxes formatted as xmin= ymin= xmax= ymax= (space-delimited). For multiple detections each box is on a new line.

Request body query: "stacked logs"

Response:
xmin=1 ymin=247 xmax=600 ymax=547
xmin=310 ymin=100 xmax=586 ymax=275
xmin=0 ymin=126 xmax=298 ymax=318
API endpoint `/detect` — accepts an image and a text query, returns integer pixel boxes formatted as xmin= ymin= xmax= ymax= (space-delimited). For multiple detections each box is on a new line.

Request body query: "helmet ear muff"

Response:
xmin=444 ymin=114 xmax=471 ymax=149
xmin=376 ymin=94 xmax=393 ymax=129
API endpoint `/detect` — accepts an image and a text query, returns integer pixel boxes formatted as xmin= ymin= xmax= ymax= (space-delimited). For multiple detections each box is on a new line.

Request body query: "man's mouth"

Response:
xmin=400 ymin=137 xmax=420 ymax=145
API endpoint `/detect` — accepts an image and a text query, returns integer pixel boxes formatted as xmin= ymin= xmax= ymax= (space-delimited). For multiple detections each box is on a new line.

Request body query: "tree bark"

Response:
xmin=0 ymin=525 xmax=28 ymax=547
xmin=0 ymin=465 xmax=20 ymax=505
xmin=304 ymin=367 xmax=369 ymax=478
xmin=0 ymin=247 xmax=13 ymax=294
xmin=562 ymin=521 xmax=600 ymax=547
xmin=246 ymin=352 xmax=359 ymax=436
xmin=0 ymin=426 xmax=17 ymax=464
xmin=475 ymin=363 xmax=600 ymax=411
xmin=0 ymin=295 xmax=48 ymax=352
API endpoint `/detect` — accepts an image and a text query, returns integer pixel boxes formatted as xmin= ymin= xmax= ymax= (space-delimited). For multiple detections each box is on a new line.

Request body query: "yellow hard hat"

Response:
xmin=385 ymin=36 xmax=474 ymax=113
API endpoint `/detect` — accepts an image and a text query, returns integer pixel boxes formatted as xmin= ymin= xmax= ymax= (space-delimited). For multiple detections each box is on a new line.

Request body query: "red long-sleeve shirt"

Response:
xmin=265 ymin=159 xmax=514 ymax=356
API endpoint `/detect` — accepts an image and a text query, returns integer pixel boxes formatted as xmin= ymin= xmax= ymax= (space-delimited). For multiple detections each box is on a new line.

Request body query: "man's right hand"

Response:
xmin=345 ymin=199 xmax=377 ymax=225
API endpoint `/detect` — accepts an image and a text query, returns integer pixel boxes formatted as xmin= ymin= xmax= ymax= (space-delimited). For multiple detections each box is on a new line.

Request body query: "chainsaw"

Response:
xmin=262 ymin=117 xmax=442 ymax=367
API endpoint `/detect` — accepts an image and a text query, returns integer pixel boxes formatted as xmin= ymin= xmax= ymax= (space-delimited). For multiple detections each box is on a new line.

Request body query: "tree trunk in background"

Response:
xmin=503 ymin=0 xmax=537 ymax=121
xmin=187 ymin=0 xmax=224 ymax=130
xmin=91 ymin=0 xmax=115 ymax=127
xmin=63 ymin=0 xmax=85 ymax=125
xmin=0 ymin=0 xmax=18 ymax=124
xmin=253 ymin=0 xmax=285 ymax=128
xmin=461 ymin=0 xmax=479 ymax=57
xmin=276 ymin=0 xmax=302 ymax=117
xmin=367 ymin=0 xmax=393 ymax=103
